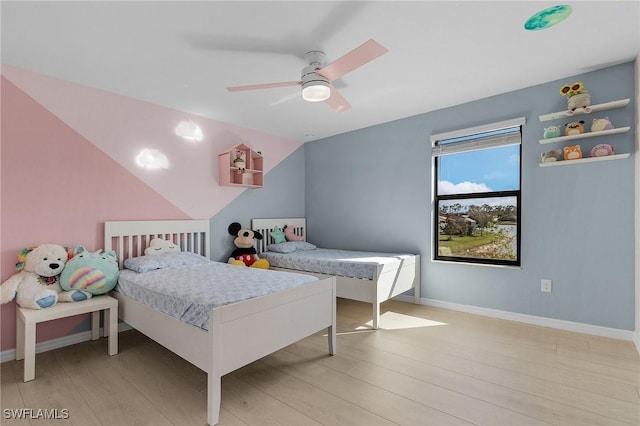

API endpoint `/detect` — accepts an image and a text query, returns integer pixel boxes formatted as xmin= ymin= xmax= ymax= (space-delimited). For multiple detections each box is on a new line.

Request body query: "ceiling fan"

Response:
xmin=226 ymin=39 xmax=388 ymax=112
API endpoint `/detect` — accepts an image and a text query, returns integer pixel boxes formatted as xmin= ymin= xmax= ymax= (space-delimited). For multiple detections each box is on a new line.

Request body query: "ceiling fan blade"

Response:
xmin=318 ymin=39 xmax=388 ymax=82
xmin=227 ymin=81 xmax=301 ymax=92
xmin=325 ymin=87 xmax=351 ymax=112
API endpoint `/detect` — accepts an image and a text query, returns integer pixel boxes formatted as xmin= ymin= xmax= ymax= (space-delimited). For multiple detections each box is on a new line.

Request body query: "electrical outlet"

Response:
xmin=541 ymin=279 xmax=552 ymax=292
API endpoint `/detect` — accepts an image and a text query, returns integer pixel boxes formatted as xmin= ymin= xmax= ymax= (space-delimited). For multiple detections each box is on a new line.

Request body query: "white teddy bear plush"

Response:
xmin=0 ymin=244 xmax=92 ymax=310
xmin=144 ymin=238 xmax=181 ymax=255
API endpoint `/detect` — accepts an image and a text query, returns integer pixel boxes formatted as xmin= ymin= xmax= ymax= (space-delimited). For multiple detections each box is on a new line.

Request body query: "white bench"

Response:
xmin=16 ymin=295 xmax=118 ymax=382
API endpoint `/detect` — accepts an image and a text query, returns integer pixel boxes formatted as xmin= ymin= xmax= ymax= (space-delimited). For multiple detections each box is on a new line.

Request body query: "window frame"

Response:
xmin=431 ymin=118 xmax=524 ymax=267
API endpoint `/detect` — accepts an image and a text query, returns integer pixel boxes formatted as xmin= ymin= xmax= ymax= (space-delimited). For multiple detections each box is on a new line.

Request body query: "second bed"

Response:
xmin=252 ymin=218 xmax=420 ymax=329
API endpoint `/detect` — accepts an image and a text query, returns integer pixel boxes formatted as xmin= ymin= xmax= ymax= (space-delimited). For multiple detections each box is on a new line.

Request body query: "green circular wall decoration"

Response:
xmin=524 ymin=5 xmax=573 ymax=31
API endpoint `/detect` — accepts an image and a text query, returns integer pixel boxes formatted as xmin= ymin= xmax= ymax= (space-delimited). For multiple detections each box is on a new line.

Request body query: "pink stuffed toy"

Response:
xmin=590 ymin=143 xmax=615 ymax=157
xmin=284 ymin=225 xmax=304 ymax=241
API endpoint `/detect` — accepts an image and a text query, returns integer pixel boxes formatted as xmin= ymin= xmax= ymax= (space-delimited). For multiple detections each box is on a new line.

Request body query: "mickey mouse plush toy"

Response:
xmin=227 ymin=222 xmax=270 ymax=269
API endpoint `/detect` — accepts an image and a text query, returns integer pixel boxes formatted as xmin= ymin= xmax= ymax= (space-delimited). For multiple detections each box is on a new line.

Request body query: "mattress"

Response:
xmin=115 ymin=261 xmax=318 ymax=330
xmin=261 ymin=248 xmax=414 ymax=280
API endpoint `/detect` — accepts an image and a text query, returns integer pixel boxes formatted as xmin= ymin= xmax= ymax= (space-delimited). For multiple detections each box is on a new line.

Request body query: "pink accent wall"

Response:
xmin=1 ymin=65 xmax=303 ymax=219
xmin=1 ymin=64 xmax=305 ymax=353
xmin=0 ymin=77 xmax=190 ymax=350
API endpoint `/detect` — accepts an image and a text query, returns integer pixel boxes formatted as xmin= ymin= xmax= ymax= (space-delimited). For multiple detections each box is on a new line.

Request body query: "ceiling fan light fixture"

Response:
xmin=227 ymin=40 xmax=388 ymax=111
xmin=301 ymin=80 xmax=330 ymax=102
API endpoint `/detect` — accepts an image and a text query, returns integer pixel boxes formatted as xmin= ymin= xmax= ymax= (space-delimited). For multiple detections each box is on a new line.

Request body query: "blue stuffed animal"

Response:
xmin=60 ymin=246 xmax=119 ymax=295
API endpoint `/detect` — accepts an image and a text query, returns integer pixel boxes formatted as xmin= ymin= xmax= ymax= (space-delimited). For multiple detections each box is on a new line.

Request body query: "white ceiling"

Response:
xmin=2 ymin=1 xmax=638 ymax=142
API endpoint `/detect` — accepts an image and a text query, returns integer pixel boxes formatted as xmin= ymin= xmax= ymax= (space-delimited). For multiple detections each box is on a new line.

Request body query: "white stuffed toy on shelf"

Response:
xmin=0 ymin=244 xmax=92 ymax=310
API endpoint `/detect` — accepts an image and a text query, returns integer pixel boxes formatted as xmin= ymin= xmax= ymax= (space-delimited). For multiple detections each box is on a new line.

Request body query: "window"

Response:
xmin=431 ymin=118 xmax=524 ymax=266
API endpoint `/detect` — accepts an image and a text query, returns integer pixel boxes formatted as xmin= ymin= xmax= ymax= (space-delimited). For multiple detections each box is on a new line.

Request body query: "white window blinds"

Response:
xmin=431 ymin=117 xmax=525 ymax=157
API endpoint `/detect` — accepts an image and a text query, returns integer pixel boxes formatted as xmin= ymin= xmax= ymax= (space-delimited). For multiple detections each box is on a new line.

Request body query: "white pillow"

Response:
xmin=144 ymin=238 xmax=181 ymax=255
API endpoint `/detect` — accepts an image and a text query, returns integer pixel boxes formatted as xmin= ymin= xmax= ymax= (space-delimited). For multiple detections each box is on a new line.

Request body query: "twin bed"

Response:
xmin=104 ymin=220 xmax=336 ymax=426
xmin=252 ymin=218 xmax=421 ymax=329
xmin=104 ymin=218 xmax=420 ymax=425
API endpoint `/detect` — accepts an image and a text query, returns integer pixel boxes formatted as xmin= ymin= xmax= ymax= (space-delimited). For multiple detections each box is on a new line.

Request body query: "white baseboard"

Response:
xmin=394 ymin=295 xmax=635 ymax=341
xmin=1 ymin=323 xmax=132 ymax=364
xmin=3 ymin=300 xmax=636 ymax=361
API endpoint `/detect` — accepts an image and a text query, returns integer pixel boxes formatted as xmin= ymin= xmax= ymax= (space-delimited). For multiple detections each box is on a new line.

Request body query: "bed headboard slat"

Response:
xmin=251 ymin=218 xmax=307 ymax=255
xmin=105 ymin=220 xmax=210 ymax=269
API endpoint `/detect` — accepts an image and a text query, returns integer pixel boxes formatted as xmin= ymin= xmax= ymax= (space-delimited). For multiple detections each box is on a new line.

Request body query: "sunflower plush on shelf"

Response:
xmin=559 ymin=81 xmax=591 ymax=114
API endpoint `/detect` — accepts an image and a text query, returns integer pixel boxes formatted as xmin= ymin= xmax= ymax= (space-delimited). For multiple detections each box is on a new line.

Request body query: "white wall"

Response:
xmin=635 ymin=55 xmax=640 ymax=354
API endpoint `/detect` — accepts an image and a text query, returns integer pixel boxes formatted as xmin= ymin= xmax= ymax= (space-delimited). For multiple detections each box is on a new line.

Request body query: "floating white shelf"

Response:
xmin=539 ymin=153 xmax=630 ymax=167
xmin=538 ymin=126 xmax=631 ymax=144
xmin=538 ymin=99 xmax=630 ymax=122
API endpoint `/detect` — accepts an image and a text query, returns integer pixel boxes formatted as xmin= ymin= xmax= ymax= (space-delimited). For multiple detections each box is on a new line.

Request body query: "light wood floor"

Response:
xmin=2 ymin=298 xmax=639 ymax=426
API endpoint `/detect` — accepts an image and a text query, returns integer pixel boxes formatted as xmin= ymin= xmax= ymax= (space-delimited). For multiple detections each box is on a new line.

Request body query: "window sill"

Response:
xmin=431 ymin=259 xmax=522 ymax=269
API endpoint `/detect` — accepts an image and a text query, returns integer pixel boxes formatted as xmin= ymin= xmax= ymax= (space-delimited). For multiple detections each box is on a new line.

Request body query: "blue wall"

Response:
xmin=305 ymin=62 xmax=636 ymax=330
xmin=211 ymin=146 xmax=306 ymax=262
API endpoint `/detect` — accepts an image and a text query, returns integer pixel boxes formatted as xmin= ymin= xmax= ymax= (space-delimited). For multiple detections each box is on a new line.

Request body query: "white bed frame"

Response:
xmin=104 ymin=220 xmax=336 ymax=426
xmin=252 ymin=218 xmax=420 ymax=329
